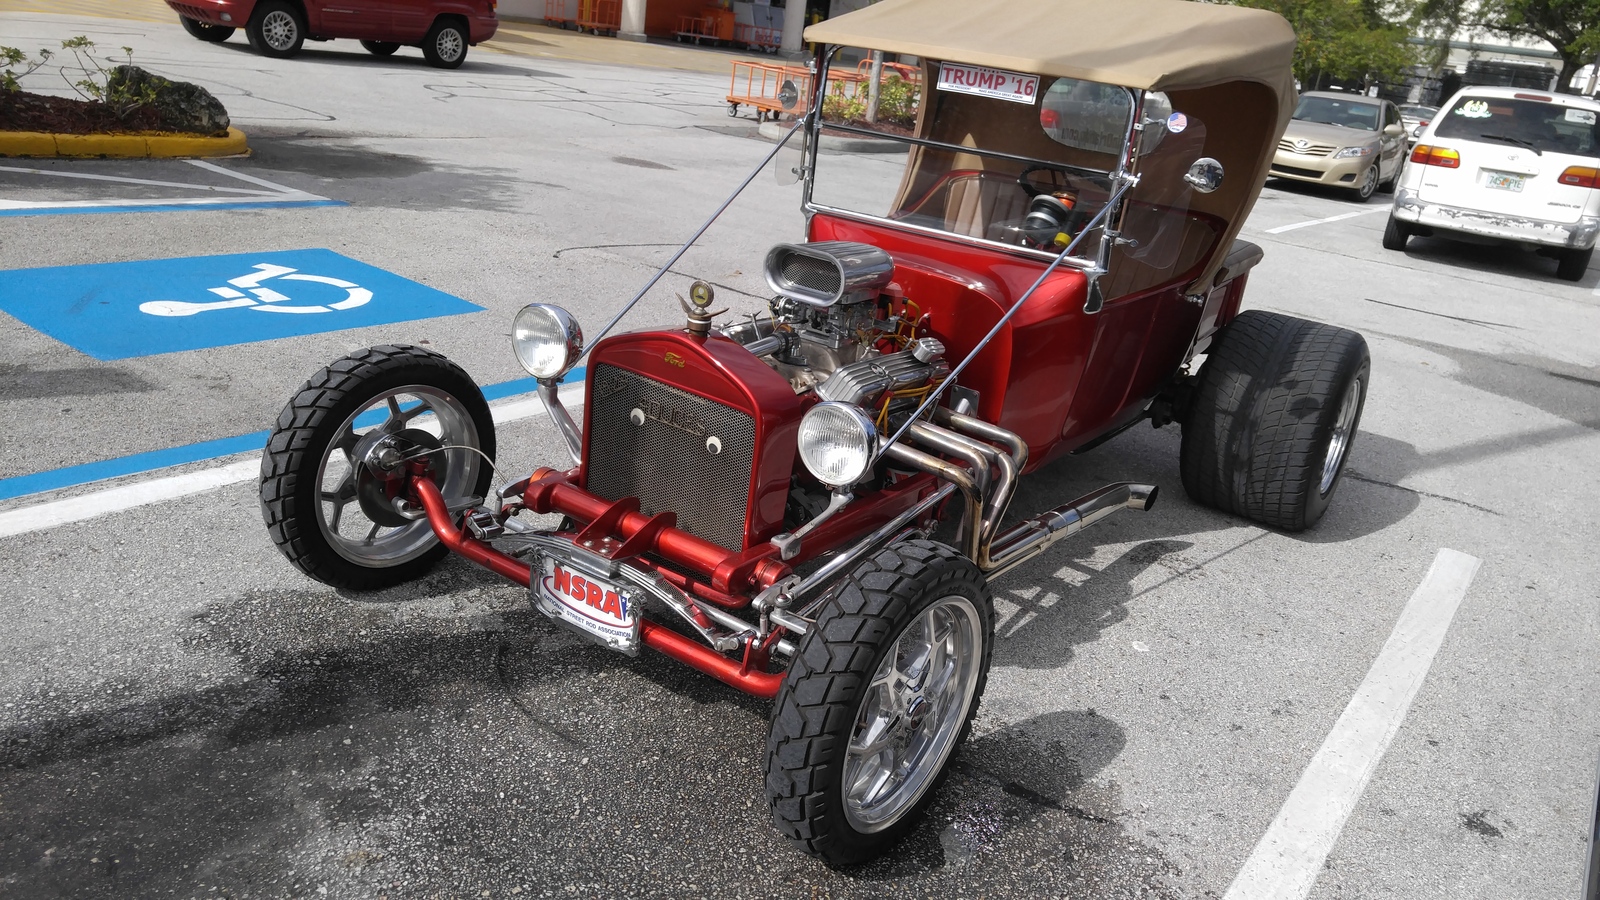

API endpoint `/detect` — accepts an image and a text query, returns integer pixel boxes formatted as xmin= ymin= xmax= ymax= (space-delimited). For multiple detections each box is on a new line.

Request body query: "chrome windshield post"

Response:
xmin=1085 ymin=87 xmax=1144 ymax=315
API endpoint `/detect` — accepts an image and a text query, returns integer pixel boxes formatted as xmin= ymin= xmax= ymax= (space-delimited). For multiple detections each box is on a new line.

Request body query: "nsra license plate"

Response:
xmin=1484 ymin=171 xmax=1524 ymax=192
xmin=532 ymin=553 xmax=641 ymax=656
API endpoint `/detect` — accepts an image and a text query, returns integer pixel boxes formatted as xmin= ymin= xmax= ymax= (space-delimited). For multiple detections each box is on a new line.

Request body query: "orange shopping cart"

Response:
xmin=576 ymin=0 xmax=620 ymax=35
xmin=726 ymin=60 xmax=814 ymax=123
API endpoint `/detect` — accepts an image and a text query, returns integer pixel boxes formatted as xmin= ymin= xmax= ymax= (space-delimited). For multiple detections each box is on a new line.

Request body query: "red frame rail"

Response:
xmin=411 ymin=476 xmax=784 ymax=698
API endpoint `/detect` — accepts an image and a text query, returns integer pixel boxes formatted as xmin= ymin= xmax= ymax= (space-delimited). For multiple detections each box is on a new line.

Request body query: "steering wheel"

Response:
xmin=1017 ymin=164 xmax=1068 ymax=198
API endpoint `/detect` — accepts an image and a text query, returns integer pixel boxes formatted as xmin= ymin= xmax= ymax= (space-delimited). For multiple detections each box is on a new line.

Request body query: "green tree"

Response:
xmin=1414 ymin=0 xmax=1600 ymax=91
xmin=1227 ymin=0 xmax=1418 ymax=88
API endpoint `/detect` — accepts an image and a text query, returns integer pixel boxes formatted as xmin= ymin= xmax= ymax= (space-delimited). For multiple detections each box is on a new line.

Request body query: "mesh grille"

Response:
xmin=779 ymin=253 xmax=842 ymax=297
xmin=585 ymin=364 xmax=756 ymax=549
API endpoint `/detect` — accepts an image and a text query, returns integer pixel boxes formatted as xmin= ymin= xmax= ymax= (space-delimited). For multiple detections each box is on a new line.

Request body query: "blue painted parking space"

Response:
xmin=0 ymin=249 xmax=483 ymax=360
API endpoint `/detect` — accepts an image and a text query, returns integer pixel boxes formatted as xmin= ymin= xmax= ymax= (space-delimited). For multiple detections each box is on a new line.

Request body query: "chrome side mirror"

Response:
xmin=1184 ymin=157 xmax=1224 ymax=193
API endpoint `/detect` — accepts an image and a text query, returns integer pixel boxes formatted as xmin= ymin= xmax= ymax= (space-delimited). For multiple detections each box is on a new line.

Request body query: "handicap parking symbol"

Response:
xmin=0 ymin=249 xmax=483 ymax=360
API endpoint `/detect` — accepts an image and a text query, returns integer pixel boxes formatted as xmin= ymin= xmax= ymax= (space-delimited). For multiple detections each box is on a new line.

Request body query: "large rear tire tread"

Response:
xmin=765 ymin=540 xmax=993 ymax=867
xmin=260 ymin=344 xmax=495 ymax=590
xmin=1180 ymin=310 xmax=1370 ymax=532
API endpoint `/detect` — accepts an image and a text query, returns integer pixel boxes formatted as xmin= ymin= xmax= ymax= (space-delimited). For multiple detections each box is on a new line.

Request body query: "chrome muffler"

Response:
xmin=983 ymin=482 xmax=1158 ymax=579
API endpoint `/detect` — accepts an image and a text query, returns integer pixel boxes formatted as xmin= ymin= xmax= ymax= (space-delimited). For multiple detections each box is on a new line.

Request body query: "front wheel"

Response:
xmin=180 ymin=16 xmax=235 ymax=42
xmin=361 ymin=40 xmax=401 ymax=56
xmin=1181 ymin=310 xmax=1370 ymax=532
xmin=246 ymin=0 xmax=305 ymax=58
xmin=260 ymin=345 xmax=496 ymax=590
xmin=422 ymin=18 xmax=469 ymax=68
xmin=766 ymin=540 xmax=993 ymax=866
xmin=1353 ymin=165 xmax=1378 ymax=202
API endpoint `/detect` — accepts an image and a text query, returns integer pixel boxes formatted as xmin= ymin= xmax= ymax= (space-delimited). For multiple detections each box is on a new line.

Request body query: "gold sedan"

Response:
xmin=1270 ymin=91 xmax=1409 ymax=202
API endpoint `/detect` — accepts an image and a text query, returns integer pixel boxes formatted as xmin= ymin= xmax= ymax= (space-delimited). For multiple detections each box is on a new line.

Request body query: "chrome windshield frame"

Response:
xmin=799 ymin=46 xmax=1143 ymax=284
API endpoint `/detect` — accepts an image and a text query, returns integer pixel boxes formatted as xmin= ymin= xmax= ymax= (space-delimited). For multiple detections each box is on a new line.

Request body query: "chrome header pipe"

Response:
xmin=984 ymin=482 xmax=1158 ymax=579
xmin=882 ymin=443 xmax=982 ymax=561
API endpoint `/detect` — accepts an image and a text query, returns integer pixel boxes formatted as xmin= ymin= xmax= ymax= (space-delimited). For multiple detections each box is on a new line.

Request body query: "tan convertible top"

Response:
xmin=807 ymin=0 xmax=1299 ymax=295
xmin=805 ymin=0 xmax=1296 ymax=124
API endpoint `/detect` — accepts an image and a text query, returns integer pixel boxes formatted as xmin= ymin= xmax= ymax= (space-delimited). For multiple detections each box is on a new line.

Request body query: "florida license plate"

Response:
xmin=1484 ymin=171 xmax=1524 ymax=192
xmin=531 ymin=552 xmax=641 ymax=656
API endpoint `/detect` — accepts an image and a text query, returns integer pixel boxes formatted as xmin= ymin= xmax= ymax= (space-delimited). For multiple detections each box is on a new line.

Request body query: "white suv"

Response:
xmin=1384 ymin=86 xmax=1600 ymax=281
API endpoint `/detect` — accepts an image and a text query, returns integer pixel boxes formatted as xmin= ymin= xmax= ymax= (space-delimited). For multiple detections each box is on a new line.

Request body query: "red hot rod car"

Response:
xmin=260 ymin=0 xmax=1368 ymax=865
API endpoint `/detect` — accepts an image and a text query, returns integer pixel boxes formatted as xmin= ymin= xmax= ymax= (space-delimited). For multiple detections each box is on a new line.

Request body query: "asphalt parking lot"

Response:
xmin=2 ymin=9 xmax=1599 ymax=900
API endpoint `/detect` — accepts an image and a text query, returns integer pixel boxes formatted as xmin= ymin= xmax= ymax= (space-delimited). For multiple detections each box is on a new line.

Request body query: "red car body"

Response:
xmin=168 ymin=0 xmax=497 ymax=48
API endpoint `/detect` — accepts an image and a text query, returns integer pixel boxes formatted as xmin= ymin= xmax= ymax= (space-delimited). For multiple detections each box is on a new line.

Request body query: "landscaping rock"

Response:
xmin=106 ymin=65 xmax=230 ymax=136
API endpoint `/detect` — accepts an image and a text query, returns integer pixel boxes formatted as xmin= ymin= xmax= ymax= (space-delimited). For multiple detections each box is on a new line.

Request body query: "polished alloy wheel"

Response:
xmin=842 ymin=595 xmax=982 ymax=832
xmin=261 ymin=10 xmax=298 ymax=50
xmin=1320 ymin=374 xmax=1363 ymax=494
xmin=314 ymin=384 xmax=484 ymax=568
xmin=436 ymin=28 xmax=464 ymax=62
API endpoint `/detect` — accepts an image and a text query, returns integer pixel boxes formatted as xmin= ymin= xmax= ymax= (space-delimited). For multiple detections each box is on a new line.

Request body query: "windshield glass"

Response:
xmin=808 ymin=55 xmax=1128 ymax=263
xmin=1293 ymin=95 xmax=1381 ymax=131
xmin=1433 ymin=95 xmax=1599 ymax=158
xmin=805 ymin=52 xmax=1222 ymax=292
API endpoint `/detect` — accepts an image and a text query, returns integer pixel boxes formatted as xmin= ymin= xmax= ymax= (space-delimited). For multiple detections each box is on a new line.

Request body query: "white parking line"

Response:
xmin=0 ymin=391 xmax=581 ymax=539
xmin=0 ymin=165 xmax=281 ymax=196
xmin=1264 ymin=207 xmax=1390 ymax=235
xmin=1222 ymin=547 xmax=1482 ymax=900
xmin=0 ymin=158 xmax=334 ymax=213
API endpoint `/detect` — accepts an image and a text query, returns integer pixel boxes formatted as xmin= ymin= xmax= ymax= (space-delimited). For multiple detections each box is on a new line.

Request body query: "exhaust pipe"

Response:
xmin=983 ymin=482 xmax=1158 ymax=579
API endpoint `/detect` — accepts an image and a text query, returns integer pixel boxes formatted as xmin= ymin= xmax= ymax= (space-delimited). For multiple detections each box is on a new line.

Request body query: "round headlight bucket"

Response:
xmin=512 ymin=304 xmax=583 ymax=380
xmin=798 ymin=401 xmax=879 ymax=488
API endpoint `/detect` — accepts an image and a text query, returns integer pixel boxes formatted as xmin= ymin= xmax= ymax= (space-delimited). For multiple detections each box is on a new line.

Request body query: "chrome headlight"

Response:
xmin=797 ymin=402 xmax=879 ymax=488
xmin=1333 ymin=145 xmax=1375 ymax=159
xmin=512 ymin=304 xmax=583 ymax=380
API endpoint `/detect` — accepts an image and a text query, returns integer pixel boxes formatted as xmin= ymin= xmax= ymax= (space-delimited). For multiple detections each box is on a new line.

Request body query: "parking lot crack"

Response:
xmin=1343 ymin=471 xmax=1502 ymax=516
xmin=1364 ymin=298 xmax=1520 ymax=329
xmin=490 ymin=641 xmax=585 ymax=749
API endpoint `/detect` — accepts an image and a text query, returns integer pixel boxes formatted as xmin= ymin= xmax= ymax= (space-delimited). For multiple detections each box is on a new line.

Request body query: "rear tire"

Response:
xmin=1180 ymin=310 xmax=1370 ymax=532
xmin=766 ymin=540 xmax=993 ymax=866
xmin=180 ymin=16 xmax=235 ymax=42
xmin=260 ymin=345 xmax=496 ymax=590
xmin=422 ymin=18 xmax=468 ymax=68
xmin=246 ymin=0 xmax=305 ymax=58
xmin=361 ymin=39 xmax=401 ymax=56
xmin=1557 ymin=246 xmax=1593 ymax=282
xmin=1381 ymin=214 xmax=1410 ymax=251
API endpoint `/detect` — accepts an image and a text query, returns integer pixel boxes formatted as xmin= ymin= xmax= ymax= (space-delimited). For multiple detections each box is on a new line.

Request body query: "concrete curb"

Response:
xmin=757 ymin=120 xmax=906 ymax=154
xmin=0 ymin=126 xmax=248 ymax=159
